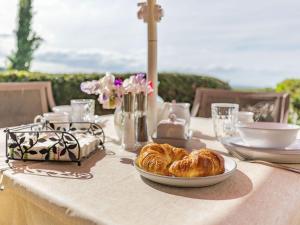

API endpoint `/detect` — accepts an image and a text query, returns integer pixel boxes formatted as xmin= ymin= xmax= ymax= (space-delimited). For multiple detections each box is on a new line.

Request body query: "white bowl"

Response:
xmin=237 ymin=122 xmax=300 ymax=148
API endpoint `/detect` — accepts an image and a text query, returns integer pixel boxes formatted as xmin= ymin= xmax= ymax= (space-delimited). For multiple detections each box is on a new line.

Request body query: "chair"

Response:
xmin=0 ymin=82 xmax=56 ymax=127
xmin=191 ymin=88 xmax=290 ymax=123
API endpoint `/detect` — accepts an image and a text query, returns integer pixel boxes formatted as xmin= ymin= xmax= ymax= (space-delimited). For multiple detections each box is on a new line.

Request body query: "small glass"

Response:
xmin=211 ymin=103 xmax=239 ymax=140
xmin=71 ymin=99 xmax=95 ymax=122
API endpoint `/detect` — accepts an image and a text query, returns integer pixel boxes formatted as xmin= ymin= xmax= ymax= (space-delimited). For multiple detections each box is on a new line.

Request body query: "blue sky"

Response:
xmin=0 ymin=0 xmax=300 ymax=87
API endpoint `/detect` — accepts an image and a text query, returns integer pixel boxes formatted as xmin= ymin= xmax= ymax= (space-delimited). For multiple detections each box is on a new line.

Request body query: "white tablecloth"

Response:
xmin=1 ymin=115 xmax=300 ymax=225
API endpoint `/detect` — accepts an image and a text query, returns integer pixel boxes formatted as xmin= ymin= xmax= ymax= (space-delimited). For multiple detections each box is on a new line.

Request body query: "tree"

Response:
xmin=7 ymin=0 xmax=42 ymax=71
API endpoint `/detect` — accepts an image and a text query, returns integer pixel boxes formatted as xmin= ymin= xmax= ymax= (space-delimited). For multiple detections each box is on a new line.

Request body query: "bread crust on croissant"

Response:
xmin=169 ymin=149 xmax=225 ymax=177
xmin=137 ymin=143 xmax=188 ymax=176
xmin=172 ymin=147 xmax=190 ymax=161
xmin=198 ymin=149 xmax=225 ymax=175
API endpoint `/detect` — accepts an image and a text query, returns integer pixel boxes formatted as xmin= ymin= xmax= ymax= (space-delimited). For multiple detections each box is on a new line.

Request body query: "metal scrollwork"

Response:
xmin=5 ymin=122 xmax=105 ymax=166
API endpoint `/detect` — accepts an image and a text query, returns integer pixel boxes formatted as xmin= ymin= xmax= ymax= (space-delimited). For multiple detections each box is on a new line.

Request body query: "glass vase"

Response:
xmin=114 ymin=105 xmax=124 ymax=141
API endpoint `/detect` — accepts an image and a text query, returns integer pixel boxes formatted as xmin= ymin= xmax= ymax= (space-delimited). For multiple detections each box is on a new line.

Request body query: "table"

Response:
xmin=1 ymin=116 xmax=300 ymax=225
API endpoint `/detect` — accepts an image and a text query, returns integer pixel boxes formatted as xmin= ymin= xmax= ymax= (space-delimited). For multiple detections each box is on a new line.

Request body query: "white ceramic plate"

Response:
xmin=230 ymin=137 xmax=300 ymax=151
xmin=222 ymin=136 xmax=300 ymax=163
xmin=135 ymin=156 xmax=237 ymax=187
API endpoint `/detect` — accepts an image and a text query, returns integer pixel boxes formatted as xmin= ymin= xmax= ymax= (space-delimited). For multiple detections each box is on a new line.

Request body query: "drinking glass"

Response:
xmin=211 ymin=103 xmax=239 ymax=140
xmin=71 ymin=99 xmax=95 ymax=122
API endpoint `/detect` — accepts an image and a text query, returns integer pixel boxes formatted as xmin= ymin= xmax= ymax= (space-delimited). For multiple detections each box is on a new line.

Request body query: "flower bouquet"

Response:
xmin=80 ymin=72 xmax=153 ymax=109
xmin=81 ymin=72 xmax=153 ymax=140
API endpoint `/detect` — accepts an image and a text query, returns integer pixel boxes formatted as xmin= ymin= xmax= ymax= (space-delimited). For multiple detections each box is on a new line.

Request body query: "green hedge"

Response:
xmin=0 ymin=71 xmax=230 ymax=114
xmin=276 ymin=79 xmax=300 ymax=124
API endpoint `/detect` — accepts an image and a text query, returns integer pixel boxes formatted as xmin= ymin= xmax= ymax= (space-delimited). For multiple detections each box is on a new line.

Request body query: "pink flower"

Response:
xmin=147 ymin=81 xmax=154 ymax=94
xmin=135 ymin=73 xmax=146 ymax=84
xmin=80 ymin=80 xmax=100 ymax=95
xmin=114 ymin=78 xmax=123 ymax=87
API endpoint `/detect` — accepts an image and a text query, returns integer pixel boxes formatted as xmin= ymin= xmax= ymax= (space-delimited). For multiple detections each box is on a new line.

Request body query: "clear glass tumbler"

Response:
xmin=211 ymin=103 xmax=239 ymax=140
xmin=71 ymin=99 xmax=95 ymax=122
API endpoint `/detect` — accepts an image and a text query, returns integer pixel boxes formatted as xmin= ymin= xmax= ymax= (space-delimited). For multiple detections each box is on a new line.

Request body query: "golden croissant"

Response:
xmin=137 ymin=143 xmax=188 ymax=176
xmin=169 ymin=149 xmax=225 ymax=177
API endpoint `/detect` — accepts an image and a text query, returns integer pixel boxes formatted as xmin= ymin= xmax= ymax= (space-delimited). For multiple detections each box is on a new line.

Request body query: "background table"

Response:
xmin=1 ymin=116 xmax=300 ymax=225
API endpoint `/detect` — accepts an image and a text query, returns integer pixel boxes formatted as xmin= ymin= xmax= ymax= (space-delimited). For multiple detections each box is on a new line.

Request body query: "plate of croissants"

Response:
xmin=135 ymin=143 xmax=237 ymax=187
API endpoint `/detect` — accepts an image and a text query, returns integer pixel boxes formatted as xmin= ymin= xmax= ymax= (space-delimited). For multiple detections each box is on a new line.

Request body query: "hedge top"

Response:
xmin=0 ymin=70 xmax=230 ymax=114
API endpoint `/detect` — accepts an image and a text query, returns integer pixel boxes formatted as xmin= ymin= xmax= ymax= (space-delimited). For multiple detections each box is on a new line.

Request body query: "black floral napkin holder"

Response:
xmin=4 ymin=122 xmax=105 ymax=166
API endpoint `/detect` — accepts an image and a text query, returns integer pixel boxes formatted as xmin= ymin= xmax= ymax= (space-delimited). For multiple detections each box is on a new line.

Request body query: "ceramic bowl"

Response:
xmin=236 ymin=122 xmax=300 ymax=148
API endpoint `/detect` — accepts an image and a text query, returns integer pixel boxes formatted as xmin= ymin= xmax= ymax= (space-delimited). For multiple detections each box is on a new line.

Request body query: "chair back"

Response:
xmin=191 ymin=88 xmax=289 ymax=123
xmin=0 ymin=82 xmax=56 ymax=127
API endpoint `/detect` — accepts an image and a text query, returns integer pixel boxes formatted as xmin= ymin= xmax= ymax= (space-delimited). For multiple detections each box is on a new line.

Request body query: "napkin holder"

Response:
xmin=4 ymin=122 xmax=105 ymax=166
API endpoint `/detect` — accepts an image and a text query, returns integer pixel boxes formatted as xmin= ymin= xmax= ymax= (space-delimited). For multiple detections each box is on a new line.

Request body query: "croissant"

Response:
xmin=137 ymin=143 xmax=188 ymax=176
xmin=169 ymin=149 xmax=225 ymax=177
xmin=198 ymin=149 xmax=225 ymax=175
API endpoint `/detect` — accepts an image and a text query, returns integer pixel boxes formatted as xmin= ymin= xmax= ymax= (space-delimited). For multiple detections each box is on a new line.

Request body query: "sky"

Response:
xmin=0 ymin=0 xmax=300 ymax=87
